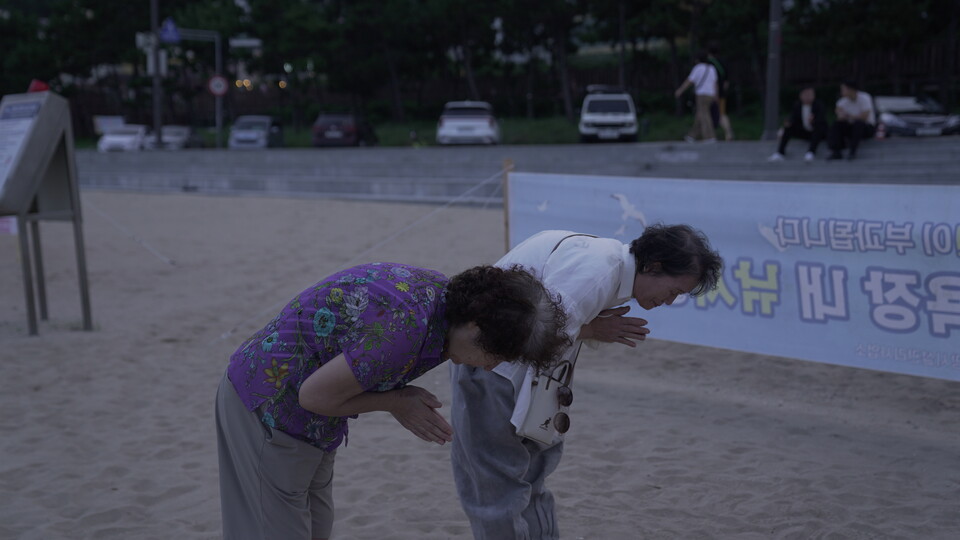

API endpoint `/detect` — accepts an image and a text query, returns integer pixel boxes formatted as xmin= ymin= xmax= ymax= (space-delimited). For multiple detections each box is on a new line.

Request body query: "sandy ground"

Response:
xmin=1 ymin=190 xmax=958 ymax=540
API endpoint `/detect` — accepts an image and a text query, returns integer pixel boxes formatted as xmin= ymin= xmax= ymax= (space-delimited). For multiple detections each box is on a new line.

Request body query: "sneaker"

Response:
xmin=767 ymin=152 xmax=785 ymax=162
xmin=827 ymin=152 xmax=843 ymax=161
xmin=804 ymin=151 xmax=815 ymax=162
xmin=847 ymin=151 xmax=857 ymax=161
xmin=683 ymin=135 xmax=696 ymax=143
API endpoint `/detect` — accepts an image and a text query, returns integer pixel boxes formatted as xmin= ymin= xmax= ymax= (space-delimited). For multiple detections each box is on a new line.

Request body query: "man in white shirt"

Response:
xmin=827 ymin=79 xmax=876 ymax=161
xmin=450 ymin=225 xmax=723 ymax=539
xmin=674 ymin=51 xmax=719 ymax=143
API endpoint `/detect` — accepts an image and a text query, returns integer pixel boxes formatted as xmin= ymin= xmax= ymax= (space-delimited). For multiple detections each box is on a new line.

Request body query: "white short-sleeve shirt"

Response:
xmin=687 ymin=63 xmax=718 ymax=97
xmin=491 ymin=230 xmax=637 ymax=429
xmin=836 ymin=90 xmax=876 ymax=125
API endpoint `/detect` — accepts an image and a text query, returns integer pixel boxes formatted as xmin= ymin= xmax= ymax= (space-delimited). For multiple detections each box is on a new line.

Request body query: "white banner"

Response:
xmin=508 ymin=172 xmax=960 ymax=382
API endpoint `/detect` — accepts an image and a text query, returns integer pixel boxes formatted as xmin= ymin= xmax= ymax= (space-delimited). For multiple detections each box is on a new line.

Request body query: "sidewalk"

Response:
xmin=75 ymin=136 xmax=959 ymax=204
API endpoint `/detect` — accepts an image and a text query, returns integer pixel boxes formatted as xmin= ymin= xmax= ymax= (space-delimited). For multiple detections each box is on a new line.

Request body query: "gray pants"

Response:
xmin=450 ymin=364 xmax=564 ymax=540
xmin=216 ymin=374 xmax=337 ymax=540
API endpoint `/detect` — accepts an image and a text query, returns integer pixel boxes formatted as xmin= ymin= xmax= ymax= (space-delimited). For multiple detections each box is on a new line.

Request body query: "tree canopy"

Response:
xmin=1 ymin=0 xmax=956 ymax=123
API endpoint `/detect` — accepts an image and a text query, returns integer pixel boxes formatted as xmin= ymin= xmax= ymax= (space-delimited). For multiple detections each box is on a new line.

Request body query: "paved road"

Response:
xmin=77 ymin=137 xmax=959 ymax=205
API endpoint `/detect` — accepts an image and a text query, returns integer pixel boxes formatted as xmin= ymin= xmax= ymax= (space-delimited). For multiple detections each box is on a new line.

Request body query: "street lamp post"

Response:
xmin=762 ymin=0 xmax=783 ymax=141
xmin=151 ymin=0 xmax=162 ymax=147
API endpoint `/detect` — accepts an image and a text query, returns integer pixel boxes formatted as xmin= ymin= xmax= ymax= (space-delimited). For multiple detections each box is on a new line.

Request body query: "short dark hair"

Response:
xmin=841 ymin=79 xmax=859 ymax=91
xmin=445 ymin=265 xmax=571 ymax=370
xmin=629 ymin=224 xmax=723 ymax=297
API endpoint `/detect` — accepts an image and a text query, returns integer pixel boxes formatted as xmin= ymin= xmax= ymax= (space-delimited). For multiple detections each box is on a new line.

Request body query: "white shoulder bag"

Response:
xmin=516 ymin=233 xmax=595 ymax=446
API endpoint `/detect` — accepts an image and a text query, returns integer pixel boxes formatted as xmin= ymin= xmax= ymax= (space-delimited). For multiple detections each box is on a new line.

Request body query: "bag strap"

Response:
xmin=548 ymin=233 xmax=598 ymax=256
xmin=694 ymin=63 xmax=708 ymax=91
xmin=539 ymin=233 xmax=597 ymax=377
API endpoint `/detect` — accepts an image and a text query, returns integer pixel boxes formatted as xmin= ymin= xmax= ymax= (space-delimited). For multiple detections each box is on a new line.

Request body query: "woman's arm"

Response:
xmin=298 ymin=354 xmax=453 ymax=444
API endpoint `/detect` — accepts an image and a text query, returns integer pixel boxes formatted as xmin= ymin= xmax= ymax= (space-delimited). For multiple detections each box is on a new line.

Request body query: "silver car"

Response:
xmin=228 ymin=116 xmax=284 ymax=149
xmin=875 ymin=96 xmax=960 ymax=137
xmin=143 ymin=125 xmax=205 ymax=150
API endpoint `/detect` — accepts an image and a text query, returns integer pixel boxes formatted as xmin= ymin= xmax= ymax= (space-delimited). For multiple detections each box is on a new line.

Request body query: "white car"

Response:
xmin=143 ymin=125 xmax=204 ymax=150
xmin=436 ymin=101 xmax=500 ymax=145
xmin=578 ymin=86 xmax=638 ymax=142
xmin=97 ymin=125 xmax=147 ymax=152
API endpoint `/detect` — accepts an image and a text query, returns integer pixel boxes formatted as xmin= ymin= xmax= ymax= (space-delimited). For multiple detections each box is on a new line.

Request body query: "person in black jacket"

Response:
xmin=708 ymin=44 xmax=734 ymax=141
xmin=768 ymin=87 xmax=828 ymax=162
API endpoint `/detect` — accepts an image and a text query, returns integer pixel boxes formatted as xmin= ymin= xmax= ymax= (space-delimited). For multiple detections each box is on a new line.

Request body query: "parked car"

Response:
xmin=93 ymin=115 xmax=125 ymax=136
xmin=875 ymin=95 xmax=960 ymax=137
xmin=578 ymin=85 xmax=639 ymax=142
xmin=312 ymin=113 xmax=378 ymax=147
xmin=436 ymin=101 xmax=500 ymax=145
xmin=228 ymin=115 xmax=284 ymax=149
xmin=143 ymin=125 xmax=205 ymax=150
xmin=97 ymin=125 xmax=147 ymax=152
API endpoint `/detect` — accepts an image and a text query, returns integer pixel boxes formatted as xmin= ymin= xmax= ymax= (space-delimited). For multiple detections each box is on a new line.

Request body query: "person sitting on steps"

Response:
xmin=768 ymin=86 xmax=828 ymax=163
xmin=827 ymin=79 xmax=875 ymax=161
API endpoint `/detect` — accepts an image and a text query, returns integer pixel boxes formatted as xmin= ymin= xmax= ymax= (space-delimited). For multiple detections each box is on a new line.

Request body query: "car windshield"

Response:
xmin=876 ymin=97 xmax=944 ymax=114
xmin=108 ymin=127 xmax=143 ymax=135
xmin=444 ymin=107 xmax=492 ymax=116
xmin=586 ymin=99 xmax=631 ymax=113
xmin=234 ymin=121 xmax=268 ymax=131
xmin=317 ymin=115 xmax=354 ymax=125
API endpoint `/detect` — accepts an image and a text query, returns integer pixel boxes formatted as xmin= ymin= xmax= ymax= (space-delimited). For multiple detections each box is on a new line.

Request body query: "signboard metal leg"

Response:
xmin=29 ymin=219 xmax=49 ymax=320
xmin=16 ymin=214 xmax=39 ymax=335
xmin=73 ymin=209 xmax=93 ymax=331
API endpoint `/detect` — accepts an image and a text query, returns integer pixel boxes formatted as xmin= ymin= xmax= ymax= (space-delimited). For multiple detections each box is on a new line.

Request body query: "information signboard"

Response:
xmin=0 ymin=91 xmax=92 ymax=335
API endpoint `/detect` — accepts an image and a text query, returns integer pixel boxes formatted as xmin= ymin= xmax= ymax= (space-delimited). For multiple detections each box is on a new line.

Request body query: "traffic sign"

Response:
xmin=159 ymin=17 xmax=181 ymax=44
xmin=207 ymin=75 xmax=229 ymax=96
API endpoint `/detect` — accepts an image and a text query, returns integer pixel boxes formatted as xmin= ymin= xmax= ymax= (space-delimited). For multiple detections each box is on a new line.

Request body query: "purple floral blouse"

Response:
xmin=227 ymin=263 xmax=449 ymax=451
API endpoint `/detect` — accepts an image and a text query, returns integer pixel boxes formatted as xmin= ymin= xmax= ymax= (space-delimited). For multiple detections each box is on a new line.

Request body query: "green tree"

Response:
xmin=0 ymin=7 xmax=57 ymax=95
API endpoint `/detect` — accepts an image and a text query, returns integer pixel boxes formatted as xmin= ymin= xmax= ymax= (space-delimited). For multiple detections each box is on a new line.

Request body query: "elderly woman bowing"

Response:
xmin=216 ymin=263 xmax=569 ymax=540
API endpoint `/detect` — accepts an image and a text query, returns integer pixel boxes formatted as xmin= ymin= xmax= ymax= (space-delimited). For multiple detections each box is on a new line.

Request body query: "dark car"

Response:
xmin=312 ymin=114 xmax=378 ymax=147
xmin=875 ymin=96 xmax=960 ymax=137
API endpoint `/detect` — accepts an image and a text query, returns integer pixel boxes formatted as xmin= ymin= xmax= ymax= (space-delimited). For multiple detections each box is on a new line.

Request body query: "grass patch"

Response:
xmin=375 ymin=120 xmax=440 ymax=146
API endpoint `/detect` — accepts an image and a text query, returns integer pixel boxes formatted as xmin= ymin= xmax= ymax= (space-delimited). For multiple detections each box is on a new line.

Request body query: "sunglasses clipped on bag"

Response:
xmin=544 ymin=360 xmax=574 ymax=434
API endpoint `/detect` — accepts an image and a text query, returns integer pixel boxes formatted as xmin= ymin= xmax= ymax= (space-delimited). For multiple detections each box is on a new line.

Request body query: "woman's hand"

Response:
xmin=389 ymin=386 xmax=454 ymax=445
xmin=579 ymin=306 xmax=650 ymax=347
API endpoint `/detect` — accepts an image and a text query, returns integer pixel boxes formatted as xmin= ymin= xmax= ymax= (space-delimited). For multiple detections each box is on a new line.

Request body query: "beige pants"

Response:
xmin=216 ymin=374 xmax=337 ymax=540
xmin=687 ymin=95 xmax=717 ymax=141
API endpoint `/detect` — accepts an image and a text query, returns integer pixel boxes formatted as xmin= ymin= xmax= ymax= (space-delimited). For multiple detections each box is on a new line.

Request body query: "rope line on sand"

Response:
xmin=212 ymin=166 xmax=508 ymax=346
xmin=86 ymin=200 xmax=177 ymax=266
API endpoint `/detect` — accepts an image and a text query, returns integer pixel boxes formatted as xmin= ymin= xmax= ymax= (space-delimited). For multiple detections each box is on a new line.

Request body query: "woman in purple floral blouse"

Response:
xmin=216 ymin=263 xmax=569 ymax=540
